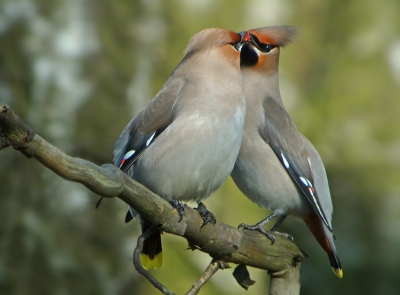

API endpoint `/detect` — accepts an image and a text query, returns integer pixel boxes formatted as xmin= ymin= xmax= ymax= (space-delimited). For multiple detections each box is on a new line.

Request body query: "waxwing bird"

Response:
xmin=231 ymin=26 xmax=343 ymax=278
xmin=112 ymin=28 xmax=245 ymax=269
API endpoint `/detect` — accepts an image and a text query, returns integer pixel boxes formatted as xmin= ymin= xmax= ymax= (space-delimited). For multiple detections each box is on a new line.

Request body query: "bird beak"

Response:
xmin=233 ymin=31 xmax=247 ymax=51
xmin=240 ymin=31 xmax=251 ymax=43
xmin=238 ymin=31 xmax=246 ymax=41
xmin=231 ymin=31 xmax=246 ymax=51
xmin=236 ymin=31 xmax=258 ymax=51
xmin=241 ymin=32 xmax=259 ymax=48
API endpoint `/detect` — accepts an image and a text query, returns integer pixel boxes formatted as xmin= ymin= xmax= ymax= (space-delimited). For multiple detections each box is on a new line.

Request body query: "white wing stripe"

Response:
xmin=281 ymin=152 xmax=290 ymax=168
xmin=123 ymin=150 xmax=136 ymax=160
xmin=146 ymin=132 xmax=156 ymax=146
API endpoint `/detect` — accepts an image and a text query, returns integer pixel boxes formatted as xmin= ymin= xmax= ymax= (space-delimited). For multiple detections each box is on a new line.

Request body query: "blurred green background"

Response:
xmin=1 ymin=0 xmax=400 ymax=294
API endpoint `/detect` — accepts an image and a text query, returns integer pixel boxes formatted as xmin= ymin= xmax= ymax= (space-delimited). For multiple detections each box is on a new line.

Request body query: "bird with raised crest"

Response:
xmin=99 ymin=28 xmax=246 ymax=270
xmin=232 ymin=26 xmax=343 ymax=278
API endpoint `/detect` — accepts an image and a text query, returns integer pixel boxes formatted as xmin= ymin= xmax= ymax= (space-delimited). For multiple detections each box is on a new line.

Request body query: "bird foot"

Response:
xmin=238 ymin=223 xmax=294 ymax=244
xmin=238 ymin=222 xmax=276 ymax=245
xmin=164 ymin=197 xmax=185 ymax=222
xmin=195 ymin=202 xmax=216 ymax=227
xmin=170 ymin=200 xmax=185 ymax=221
xmin=272 ymin=231 xmax=294 ymax=242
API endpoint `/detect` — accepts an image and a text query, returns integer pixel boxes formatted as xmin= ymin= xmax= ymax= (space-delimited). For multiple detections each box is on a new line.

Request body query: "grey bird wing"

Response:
xmin=260 ymin=96 xmax=334 ymax=235
xmin=113 ymin=78 xmax=185 ymax=172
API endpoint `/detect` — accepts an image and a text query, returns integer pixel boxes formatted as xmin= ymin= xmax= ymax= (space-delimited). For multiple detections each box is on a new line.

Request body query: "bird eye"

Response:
xmin=260 ymin=44 xmax=276 ymax=53
xmin=250 ymin=35 xmax=276 ymax=54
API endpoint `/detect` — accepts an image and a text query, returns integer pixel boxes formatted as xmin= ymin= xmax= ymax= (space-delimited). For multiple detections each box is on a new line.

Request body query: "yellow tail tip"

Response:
xmin=332 ymin=267 xmax=343 ymax=278
xmin=141 ymin=252 xmax=163 ymax=270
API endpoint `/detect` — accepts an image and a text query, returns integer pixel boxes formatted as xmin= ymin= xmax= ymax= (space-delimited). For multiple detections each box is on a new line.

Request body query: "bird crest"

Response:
xmin=184 ymin=28 xmax=241 ymax=55
xmin=247 ymin=26 xmax=298 ymax=47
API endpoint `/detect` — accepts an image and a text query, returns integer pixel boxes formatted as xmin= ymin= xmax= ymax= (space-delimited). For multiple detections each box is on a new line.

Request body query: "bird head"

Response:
xmin=238 ymin=26 xmax=298 ymax=69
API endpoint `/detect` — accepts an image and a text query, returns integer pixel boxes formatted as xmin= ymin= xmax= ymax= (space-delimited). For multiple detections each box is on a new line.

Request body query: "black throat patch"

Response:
xmin=240 ymin=43 xmax=259 ymax=67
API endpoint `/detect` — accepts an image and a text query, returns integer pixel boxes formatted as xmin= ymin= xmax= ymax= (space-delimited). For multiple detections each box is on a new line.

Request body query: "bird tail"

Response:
xmin=125 ymin=207 xmax=138 ymax=223
xmin=304 ymin=213 xmax=343 ymax=278
xmin=140 ymin=220 xmax=163 ymax=270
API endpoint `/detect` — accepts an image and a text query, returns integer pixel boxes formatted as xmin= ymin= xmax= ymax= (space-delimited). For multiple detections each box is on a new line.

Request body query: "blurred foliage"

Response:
xmin=1 ymin=0 xmax=400 ymax=294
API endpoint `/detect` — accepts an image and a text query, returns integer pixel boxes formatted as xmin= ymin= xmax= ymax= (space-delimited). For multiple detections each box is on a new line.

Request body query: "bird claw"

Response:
xmin=258 ymin=228 xmax=276 ymax=245
xmin=238 ymin=223 xmax=246 ymax=229
xmin=238 ymin=222 xmax=276 ymax=245
xmin=195 ymin=202 xmax=216 ymax=227
xmin=168 ymin=199 xmax=185 ymax=222
xmin=272 ymin=231 xmax=294 ymax=242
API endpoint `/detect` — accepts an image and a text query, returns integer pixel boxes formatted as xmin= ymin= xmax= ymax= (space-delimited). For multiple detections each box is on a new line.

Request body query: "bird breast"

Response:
xmin=130 ymin=97 xmax=245 ymax=203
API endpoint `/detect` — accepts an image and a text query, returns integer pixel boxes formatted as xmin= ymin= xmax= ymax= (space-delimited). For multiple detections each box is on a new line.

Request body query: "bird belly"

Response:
xmin=129 ymin=110 xmax=244 ymax=203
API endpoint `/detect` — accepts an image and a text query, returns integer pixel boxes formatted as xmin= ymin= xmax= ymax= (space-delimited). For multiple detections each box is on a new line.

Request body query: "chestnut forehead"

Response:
xmin=248 ymin=30 xmax=276 ymax=45
xmin=228 ymin=30 xmax=241 ymax=42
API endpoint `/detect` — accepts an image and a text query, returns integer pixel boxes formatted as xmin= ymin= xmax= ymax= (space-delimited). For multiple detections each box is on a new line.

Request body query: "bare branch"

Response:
xmin=0 ymin=103 xmax=304 ymax=294
xmin=186 ymin=259 xmax=229 ymax=295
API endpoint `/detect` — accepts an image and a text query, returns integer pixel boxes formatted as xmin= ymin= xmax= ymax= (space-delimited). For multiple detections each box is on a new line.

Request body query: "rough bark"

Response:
xmin=269 ymin=262 xmax=302 ymax=295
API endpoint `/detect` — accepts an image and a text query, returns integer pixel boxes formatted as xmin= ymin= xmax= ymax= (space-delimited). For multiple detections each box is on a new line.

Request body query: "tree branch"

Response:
xmin=186 ymin=259 xmax=230 ymax=295
xmin=269 ymin=261 xmax=302 ymax=295
xmin=0 ymin=104 xmax=35 ymax=153
xmin=0 ymin=103 xmax=304 ymax=294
